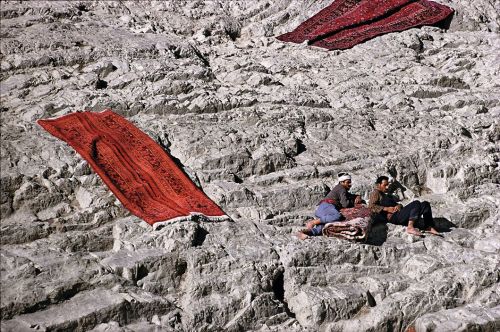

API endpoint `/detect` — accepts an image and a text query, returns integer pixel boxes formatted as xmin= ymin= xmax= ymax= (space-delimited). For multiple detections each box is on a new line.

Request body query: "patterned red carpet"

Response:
xmin=38 ymin=110 xmax=227 ymax=226
xmin=277 ymin=0 xmax=453 ymax=50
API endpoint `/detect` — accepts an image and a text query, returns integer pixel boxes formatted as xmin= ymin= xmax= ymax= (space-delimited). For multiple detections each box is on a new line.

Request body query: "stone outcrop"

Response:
xmin=1 ymin=1 xmax=499 ymax=331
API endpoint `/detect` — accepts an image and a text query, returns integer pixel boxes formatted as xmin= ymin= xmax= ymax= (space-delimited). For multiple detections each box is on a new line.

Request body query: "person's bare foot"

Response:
xmin=305 ymin=219 xmax=319 ymax=229
xmin=425 ymin=227 xmax=443 ymax=237
xmin=406 ymin=226 xmax=424 ymax=237
xmin=295 ymin=230 xmax=310 ymax=240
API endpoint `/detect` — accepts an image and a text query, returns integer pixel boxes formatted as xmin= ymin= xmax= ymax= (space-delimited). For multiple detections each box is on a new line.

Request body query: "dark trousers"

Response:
xmin=390 ymin=201 xmax=434 ymax=227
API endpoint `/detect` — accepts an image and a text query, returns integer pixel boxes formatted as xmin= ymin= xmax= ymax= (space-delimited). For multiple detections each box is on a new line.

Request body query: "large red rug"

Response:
xmin=277 ymin=0 xmax=453 ymax=50
xmin=38 ymin=110 xmax=228 ymax=227
xmin=276 ymin=0 xmax=363 ymax=44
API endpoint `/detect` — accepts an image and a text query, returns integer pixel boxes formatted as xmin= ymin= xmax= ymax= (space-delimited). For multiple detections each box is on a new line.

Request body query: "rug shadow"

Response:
xmin=436 ymin=11 xmax=454 ymax=30
xmin=158 ymin=137 xmax=203 ymax=186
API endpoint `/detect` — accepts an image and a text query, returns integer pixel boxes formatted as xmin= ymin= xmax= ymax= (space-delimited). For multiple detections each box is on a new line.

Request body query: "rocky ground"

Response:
xmin=1 ymin=0 xmax=499 ymax=331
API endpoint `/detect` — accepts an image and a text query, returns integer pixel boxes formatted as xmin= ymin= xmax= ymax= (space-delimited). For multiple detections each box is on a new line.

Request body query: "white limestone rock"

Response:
xmin=1 ymin=0 xmax=499 ymax=331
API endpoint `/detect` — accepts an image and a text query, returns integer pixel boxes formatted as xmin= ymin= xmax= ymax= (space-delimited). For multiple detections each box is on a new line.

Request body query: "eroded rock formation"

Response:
xmin=1 ymin=1 xmax=499 ymax=331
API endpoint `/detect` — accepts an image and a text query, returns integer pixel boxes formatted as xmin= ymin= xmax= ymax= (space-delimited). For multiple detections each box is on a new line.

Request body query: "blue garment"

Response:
xmin=310 ymin=202 xmax=342 ymax=236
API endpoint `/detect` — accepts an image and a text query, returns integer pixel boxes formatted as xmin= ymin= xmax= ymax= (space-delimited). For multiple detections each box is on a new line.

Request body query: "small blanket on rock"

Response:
xmin=38 ymin=110 xmax=228 ymax=227
xmin=340 ymin=204 xmax=371 ymax=220
xmin=323 ymin=205 xmax=371 ymax=241
xmin=276 ymin=0 xmax=453 ymax=50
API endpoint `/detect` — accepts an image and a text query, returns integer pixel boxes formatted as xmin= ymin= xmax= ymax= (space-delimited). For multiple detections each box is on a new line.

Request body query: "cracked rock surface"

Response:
xmin=1 ymin=1 xmax=499 ymax=331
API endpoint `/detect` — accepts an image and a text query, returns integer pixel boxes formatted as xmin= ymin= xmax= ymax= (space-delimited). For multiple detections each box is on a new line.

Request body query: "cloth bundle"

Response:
xmin=276 ymin=0 xmax=453 ymax=50
xmin=38 ymin=110 xmax=228 ymax=228
xmin=323 ymin=205 xmax=371 ymax=241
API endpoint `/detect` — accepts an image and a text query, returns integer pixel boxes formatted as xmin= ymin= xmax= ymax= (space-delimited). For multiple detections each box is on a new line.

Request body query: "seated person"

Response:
xmin=325 ymin=172 xmax=363 ymax=209
xmin=296 ymin=173 xmax=364 ymax=240
xmin=368 ymin=175 xmax=441 ymax=237
xmin=296 ymin=198 xmax=342 ymax=240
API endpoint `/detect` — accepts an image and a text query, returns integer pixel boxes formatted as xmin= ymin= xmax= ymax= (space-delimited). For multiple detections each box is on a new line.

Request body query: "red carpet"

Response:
xmin=276 ymin=0 xmax=362 ymax=44
xmin=277 ymin=0 xmax=453 ymax=50
xmin=306 ymin=0 xmax=413 ymax=43
xmin=312 ymin=1 xmax=453 ymax=50
xmin=38 ymin=110 xmax=228 ymax=227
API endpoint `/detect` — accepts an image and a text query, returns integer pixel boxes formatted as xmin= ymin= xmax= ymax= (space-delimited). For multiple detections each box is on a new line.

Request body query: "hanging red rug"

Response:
xmin=38 ymin=110 xmax=228 ymax=227
xmin=276 ymin=0 xmax=453 ymax=50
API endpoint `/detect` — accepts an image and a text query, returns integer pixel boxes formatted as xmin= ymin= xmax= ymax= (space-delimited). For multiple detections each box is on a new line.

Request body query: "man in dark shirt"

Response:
xmin=325 ymin=172 xmax=363 ymax=209
xmin=368 ymin=175 xmax=440 ymax=237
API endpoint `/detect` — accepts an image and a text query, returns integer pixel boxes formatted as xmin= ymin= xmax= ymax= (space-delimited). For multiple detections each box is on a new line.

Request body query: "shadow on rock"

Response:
xmin=365 ymin=221 xmax=388 ymax=246
xmin=437 ymin=11 xmax=455 ymax=30
xmin=387 ymin=179 xmax=407 ymax=201
xmin=433 ymin=217 xmax=456 ymax=233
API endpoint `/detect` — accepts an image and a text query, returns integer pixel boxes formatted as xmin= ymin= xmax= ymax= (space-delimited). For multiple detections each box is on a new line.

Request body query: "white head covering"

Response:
xmin=338 ymin=173 xmax=351 ymax=183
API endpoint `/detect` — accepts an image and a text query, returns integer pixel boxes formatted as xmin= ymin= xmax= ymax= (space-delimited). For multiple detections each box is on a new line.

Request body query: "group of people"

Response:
xmin=296 ymin=173 xmax=441 ymax=240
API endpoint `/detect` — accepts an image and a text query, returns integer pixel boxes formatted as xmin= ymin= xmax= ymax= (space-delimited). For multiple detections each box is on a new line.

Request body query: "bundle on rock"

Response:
xmin=323 ymin=205 xmax=371 ymax=241
xmin=277 ymin=0 xmax=453 ymax=50
xmin=38 ymin=110 xmax=228 ymax=227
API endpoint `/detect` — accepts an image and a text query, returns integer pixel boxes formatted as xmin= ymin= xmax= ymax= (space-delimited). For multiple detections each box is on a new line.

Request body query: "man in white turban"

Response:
xmin=295 ymin=172 xmax=362 ymax=240
xmin=325 ymin=172 xmax=363 ymax=209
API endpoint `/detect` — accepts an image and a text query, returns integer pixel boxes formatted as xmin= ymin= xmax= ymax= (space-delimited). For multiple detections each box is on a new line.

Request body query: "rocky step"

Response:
xmin=100 ymin=248 xmax=187 ymax=289
xmin=1 ymin=248 xmax=102 ymax=320
xmin=284 ymin=266 xmax=406 ymax=291
xmin=287 ymin=283 xmax=368 ymax=328
xmin=323 ymin=265 xmax=500 ymax=331
xmin=0 ymin=288 xmax=174 ymax=332
xmin=112 ymin=216 xmax=211 ymax=252
xmin=207 ymin=178 xmax=327 ymax=213
xmin=415 ymin=303 xmax=500 ymax=332
xmin=280 ymin=238 xmax=429 ymax=268
xmin=257 ymin=208 xmax=317 ymax=227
